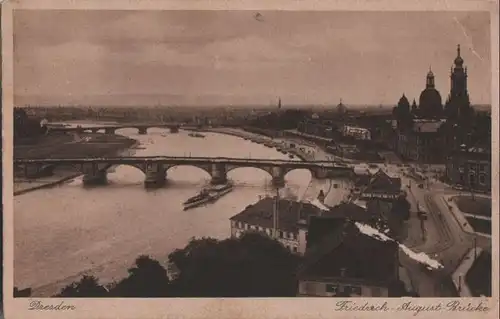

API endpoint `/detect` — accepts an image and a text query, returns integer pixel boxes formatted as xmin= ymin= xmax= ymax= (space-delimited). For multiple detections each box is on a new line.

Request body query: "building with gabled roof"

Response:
xmin=358 ymin=169 xmax=402 ymax=200
xmin=297 ymin=217 xmax=399 ymax=297
xmin=229 ymin=197 xmax=323 ymax=254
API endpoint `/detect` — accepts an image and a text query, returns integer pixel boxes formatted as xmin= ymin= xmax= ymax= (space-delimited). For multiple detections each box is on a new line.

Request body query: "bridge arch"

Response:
xmin=282 ymin=167 xmax=313 ymax=180
xmin=165 ymin=164 xmax=212 ymax=181
xmin=226 ymin=165 xmax=275 ymax=181
xmin=102 ymin=163 xmax=147 ymax=176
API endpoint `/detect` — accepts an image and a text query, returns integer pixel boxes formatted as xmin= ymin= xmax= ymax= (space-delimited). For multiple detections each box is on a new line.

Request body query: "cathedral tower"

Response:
xmin=445 ymin=44 xmax=472 ymax=121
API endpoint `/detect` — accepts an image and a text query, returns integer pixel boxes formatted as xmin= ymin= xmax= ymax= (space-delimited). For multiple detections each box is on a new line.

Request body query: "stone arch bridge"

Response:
xmin=48 ymin=123 xmax=184 ymax=135
xmin=14 ymin=156 xmax=355 ymax=188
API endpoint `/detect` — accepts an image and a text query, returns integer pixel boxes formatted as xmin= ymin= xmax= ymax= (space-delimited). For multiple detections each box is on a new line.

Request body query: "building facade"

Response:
xmin=445 ymin=145 xmax=491 ymax=192
xmin=393 ymin=45 xmax=478 ymax=163
xmin=297 ymin=218 xmax=400 ymax=297
xmin=357 ymin=169 xmax=402 ymax=200
xmin=229 ymin=197 xmax=322 ymax=255
xmin=341 ymin=125 xmax=371 ymax=140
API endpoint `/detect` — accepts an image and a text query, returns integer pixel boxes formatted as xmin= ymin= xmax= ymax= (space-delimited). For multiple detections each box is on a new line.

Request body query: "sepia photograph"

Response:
xmin=2 ymin=0 xmax=498 ymax=318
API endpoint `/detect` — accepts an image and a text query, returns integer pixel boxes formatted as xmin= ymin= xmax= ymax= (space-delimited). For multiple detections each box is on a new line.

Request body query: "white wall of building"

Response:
xmin=297 ymin=280 xmax=389 ymax=297
xmin=230 ymin=220 xmax=302 ymax=254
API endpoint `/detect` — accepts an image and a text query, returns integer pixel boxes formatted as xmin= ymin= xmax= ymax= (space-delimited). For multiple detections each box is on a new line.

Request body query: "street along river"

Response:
xmin=14 ymin=126 xmax=330 ymax=296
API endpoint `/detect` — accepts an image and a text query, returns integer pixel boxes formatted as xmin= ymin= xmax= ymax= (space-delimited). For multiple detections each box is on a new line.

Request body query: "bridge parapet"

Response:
xmin=14 ymin=156 xmax=354 ymax=189
xmin=49 ymin=123 xmax=185 ymax=135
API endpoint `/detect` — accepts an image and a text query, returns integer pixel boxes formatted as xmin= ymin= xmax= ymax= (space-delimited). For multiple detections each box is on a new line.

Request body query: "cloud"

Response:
xmin=13 ymin=10 xmax=492 ymax=106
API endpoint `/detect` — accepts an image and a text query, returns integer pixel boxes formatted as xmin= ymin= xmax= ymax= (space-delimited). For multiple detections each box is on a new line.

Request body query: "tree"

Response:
xmin=108 ymin=255 xmax=170 ymax=297
xmin=168 ymin=233 xmax=300 ymax=297
xmin=56 ymin=275 xmax=108 ymax=297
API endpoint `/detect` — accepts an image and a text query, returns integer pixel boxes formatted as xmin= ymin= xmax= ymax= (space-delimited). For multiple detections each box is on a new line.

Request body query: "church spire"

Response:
xmin=426 ymin=67 xmax=435 ymax=88
xmin=454 ymin=44 xmax=464 ymax=67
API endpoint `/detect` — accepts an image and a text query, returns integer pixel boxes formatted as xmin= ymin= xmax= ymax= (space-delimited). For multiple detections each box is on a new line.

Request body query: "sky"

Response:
xmin=13 ymin=10 xmax=492 ymax=107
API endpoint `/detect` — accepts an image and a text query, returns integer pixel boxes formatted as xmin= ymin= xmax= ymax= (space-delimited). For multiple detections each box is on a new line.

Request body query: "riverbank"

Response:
xmin=206 ymin=127 xmax=342 ymax=203
xmin=204 ymin=127 xmax=317 ymax=161
xmin=14 ymin=133 xmax=138 ymax=196
xmin=15 ymin=127 xmax=321 ymax=298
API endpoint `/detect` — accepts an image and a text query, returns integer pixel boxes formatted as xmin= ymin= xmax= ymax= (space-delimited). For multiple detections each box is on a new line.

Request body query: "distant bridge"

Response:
xmin=47 ymin=123 xmax=188 ymax=135
xmin=14 ymin=156 xmax=355 ymax=188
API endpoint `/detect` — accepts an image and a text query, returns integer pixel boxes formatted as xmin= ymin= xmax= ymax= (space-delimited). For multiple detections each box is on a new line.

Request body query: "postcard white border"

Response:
xmin=2 ymin=0 xmax=499 ymax=319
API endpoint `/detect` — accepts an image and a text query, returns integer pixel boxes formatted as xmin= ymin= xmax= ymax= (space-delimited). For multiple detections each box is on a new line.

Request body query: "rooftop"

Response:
xmin=230 ymin=197 xmax=321 ymax=233
xmin=298 ymin=218 xmax=399 ymax=285
xmin=322 ymin=202 xmax=369 ymax=221
xmin=363 ymin=169 xmax=402 ymax=194
xmin=412 ymin=119 xmax=445 ymax=133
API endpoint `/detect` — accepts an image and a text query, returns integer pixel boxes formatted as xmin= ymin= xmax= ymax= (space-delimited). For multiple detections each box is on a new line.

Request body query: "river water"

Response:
xmin=14 ymin=126 xmax=330 ymax=296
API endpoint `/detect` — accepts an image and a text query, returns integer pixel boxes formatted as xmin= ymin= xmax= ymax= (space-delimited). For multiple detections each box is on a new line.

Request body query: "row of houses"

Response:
xmin=229 ymin=169 xmax=409 ymax=297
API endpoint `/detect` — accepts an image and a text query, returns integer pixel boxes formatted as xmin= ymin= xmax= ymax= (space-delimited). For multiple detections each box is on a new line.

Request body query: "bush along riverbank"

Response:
xmin=14 ymin=133 xmax=138 ymax=196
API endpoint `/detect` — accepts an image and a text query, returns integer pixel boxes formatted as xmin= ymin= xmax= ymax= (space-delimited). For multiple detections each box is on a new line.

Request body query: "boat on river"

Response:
xmin=183 ymin=189 xmax=211 ymax=205
xmin=183 ymin=183 xmax=234 ymax=210
xmin=188 ymin=132 xmax=205 ymax=138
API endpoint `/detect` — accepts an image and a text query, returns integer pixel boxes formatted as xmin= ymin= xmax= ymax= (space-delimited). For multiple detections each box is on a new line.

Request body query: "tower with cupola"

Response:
xmin=444 ymin=44 xmax=473 ymax=122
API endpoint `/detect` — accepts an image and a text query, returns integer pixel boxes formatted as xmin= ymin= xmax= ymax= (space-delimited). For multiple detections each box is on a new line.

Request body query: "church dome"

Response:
xmin=397 ymin=94 xmax=410 ymax=110
xmin=454 ymin=55 xmax=464 ymax=66
xmin=454 ymin=44 xmax=464 ymax=66
xmin=419 ymin=88 xmax=442 ymax=118
xmin=336 ymin=101 xmax=347 ymax=114
xmin=418 ymin=68 xmax=443 ymax=118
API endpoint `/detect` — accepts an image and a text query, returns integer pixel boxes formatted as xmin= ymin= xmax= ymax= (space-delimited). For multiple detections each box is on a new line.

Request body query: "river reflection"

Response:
xmin=14 ymin=127 xmax=318 ymax=296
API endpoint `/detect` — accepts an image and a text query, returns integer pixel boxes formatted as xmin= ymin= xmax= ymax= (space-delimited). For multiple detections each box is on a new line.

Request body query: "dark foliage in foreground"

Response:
xmin=168 ymin=232 xmax=301 ymax=297
xmin=56 ymin=275 xmax=108 ymax=297
xmin=53 ymin=232 xmax=300 ymax=297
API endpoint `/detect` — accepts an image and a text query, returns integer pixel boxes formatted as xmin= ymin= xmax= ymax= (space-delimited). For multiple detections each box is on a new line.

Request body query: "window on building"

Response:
xmin=304 ymin=282 xmax=315 ymax=295
xmin=351 ymin=286 xmax=362 ymax=295
xmin=479 ymin=174 xmax=486 ymax=185
xmin=326 ymin=284 xmax=338 ymax=294
xmin=479 ymin=164 xmax=486 ymax=172
xmin=231 ymin=221 xmax=236 ymax=228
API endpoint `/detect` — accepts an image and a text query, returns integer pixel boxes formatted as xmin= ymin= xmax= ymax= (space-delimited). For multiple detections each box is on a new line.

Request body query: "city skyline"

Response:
xmin=13 ymin=10 xmax=492 ymax=107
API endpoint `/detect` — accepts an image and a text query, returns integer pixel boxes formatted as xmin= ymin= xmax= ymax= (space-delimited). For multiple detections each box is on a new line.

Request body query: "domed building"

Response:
xmin=418 ymin=68 xmax=443 ymax=118
xmin=393 ymin=94 xmax=413 ymax=131
xmin=336 ymin=99 xmax=348 ymax=115
xmin=392 ymin=44 xmax=480 ymax=165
